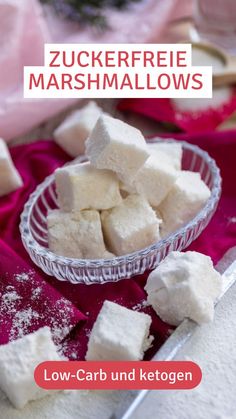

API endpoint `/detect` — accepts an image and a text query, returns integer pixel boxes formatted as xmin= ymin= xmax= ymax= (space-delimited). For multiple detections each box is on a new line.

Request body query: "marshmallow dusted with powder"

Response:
xmin=158 ymin=171 xmax=211 ymax=236
xmin=145 ymin=251 xmax=222 ymax=326
xmin=0 ymin=138 xmax=23 ymax=197
xmin=47 ymin=209 xmax=113 ymax=259
xmin=147 ymin=141 xmax=183 ymax=171
xmin=121 ymin=154 xmax=179 ymax=207
xmin=55 ymin=162 xmax=122 ymax=212
xmin=54 ymin=101 xmax=104 ymax=157
xmin=0 ymin=327 xmax=62 ymax=409
xmin=86 ymin=300 xmax=153 ymax=361
xmin=85 ymin=114 xmax=150 ymax=182
xmin=101 ymin=195 xmax=162 ymax=256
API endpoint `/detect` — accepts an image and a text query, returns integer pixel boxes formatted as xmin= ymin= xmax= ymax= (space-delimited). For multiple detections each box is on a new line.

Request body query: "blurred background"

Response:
xmin=1 ymin=0 xmax=236 ymax=145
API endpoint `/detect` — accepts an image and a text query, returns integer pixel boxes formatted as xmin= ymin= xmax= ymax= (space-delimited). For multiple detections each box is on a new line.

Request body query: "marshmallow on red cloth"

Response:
xmin=118 ymin=91 xmax=236 ymax=133
xmin=0 ymin=135 xmax=235 ymax=360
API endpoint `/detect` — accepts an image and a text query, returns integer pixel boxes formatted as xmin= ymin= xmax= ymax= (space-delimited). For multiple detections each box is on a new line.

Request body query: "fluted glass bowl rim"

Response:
xmin=20 ymin=139 xmax=222 ymax=272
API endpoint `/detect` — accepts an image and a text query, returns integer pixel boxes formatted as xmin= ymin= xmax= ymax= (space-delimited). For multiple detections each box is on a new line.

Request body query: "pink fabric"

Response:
xmin=118 ymin=94 xmax=236 ymax=133
xmin=0 ymin=134 xmax=236 ymax=359
xmin=0 ymin=0 xmax=178 ymax=141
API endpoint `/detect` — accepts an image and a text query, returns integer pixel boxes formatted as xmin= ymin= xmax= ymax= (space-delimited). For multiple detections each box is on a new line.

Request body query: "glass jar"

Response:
xmin=193 ymin=0 xmax=236 ymax=54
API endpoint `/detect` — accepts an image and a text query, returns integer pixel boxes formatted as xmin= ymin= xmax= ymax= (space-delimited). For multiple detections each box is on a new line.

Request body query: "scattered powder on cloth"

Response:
xmin=0 ymin=270 xmax=82 ymax=348
xmin=132 ymin=300 xmax=150 ymax=311
xmin=1 ymin=291 xmax=21 ymax=313
xmin=31 ymin=287 xmax=42 ymax=299
xmin=9 ymin=308 xmax=40 ymax=340
xmin=50 ymin=298 xmax=76 ymax=343
xmin=15 ymin=271 xmax=35 ymax=283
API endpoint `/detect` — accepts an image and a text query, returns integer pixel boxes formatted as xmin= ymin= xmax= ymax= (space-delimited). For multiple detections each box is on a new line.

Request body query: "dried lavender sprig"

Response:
xmin=41 ymin=0 xmax=142 ymax=28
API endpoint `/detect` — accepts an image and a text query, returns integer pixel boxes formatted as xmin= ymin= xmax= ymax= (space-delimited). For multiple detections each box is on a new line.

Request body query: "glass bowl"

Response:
xmin=20 ymin=139 xmax=222 ymax=285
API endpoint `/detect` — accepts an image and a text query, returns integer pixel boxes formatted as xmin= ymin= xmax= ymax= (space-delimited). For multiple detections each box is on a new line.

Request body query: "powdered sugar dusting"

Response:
xmin=15 ymin=271 xmax=34 ymax=282
xmin=0 ymin=270 xmax=78 ymax=347
xmin=31 ymin=287 xmax=42 ymax=299
xmin=10 ymin=308 xmax=40 ymax=340
xmin=0 ymin=290 xmax=21 ymax=316
xmin=132 ymin=299 xmax=150 ymax=311
xmin=2 ymin=291 xmax=21 ymax=311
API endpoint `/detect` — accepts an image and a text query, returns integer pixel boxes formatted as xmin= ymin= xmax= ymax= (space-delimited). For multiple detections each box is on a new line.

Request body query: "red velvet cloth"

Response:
xmin=118 ymin=96 xmax=236 ymax=133
xmin=0 ymin=135 xmax=236 ymax=360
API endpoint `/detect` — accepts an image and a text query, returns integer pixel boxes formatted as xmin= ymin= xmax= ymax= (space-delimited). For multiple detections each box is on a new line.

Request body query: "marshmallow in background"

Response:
xmin=0 ymin=138 xmax=23 ymax=197
xmin=54 ymin=101 xmax=104 ymax=157
xmin=172 ymin=86 xmax=233 ymax=113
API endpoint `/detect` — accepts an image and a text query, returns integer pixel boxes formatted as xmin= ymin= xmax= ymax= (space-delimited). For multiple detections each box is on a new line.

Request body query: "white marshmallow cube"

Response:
xmin=85 ymin=115 xmax=150 ymax=182
xmin=148 ymin=141 xmax=183 ymax=170
xmin=55 ymin=162 xmax=122 ymax=212
xmin=145 ymin=251 xmax=222 ymax=326
xmin=0 ymin=327 xmax=62 ymax=409
xmin=158 ymin=171 xmax=211 ymax=236
xmin=0 ymin=138 xmax=23 ymax=197
xmin=122 ymin=155 xmax=179 ymax=207
xmin=54 ymin=101 xmax=103 ymax=157
xmin=101 ymin=194 xmax=161 ymax=256
xmin=47 ymin=209 xmax=109 ymax=259
xmin=86 ymin=300 xmax=153 ymax=361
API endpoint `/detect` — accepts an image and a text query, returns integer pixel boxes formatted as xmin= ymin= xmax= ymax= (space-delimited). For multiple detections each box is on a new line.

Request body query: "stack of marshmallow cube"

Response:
xmin=48 ymin=113 xmax=211 ymax=259
xmin=50 ymin=114 xmax=159 ymax=259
